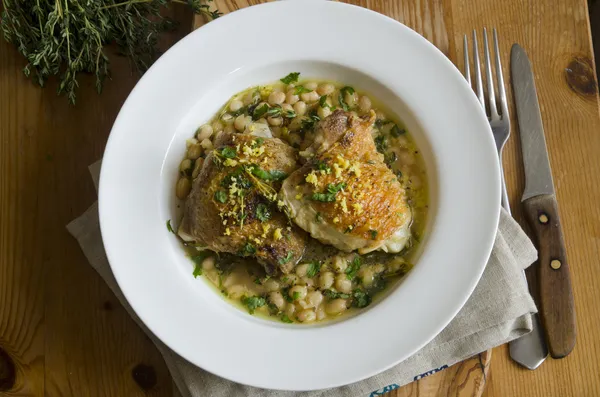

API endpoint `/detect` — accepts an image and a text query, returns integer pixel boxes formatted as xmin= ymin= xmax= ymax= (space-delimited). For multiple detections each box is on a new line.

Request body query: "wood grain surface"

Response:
xmin=1 ymin=0 xmax=599 ymax=397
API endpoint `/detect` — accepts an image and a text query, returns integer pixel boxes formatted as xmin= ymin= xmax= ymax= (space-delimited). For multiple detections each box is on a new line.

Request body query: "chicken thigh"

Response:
xmin=280 ymin=110 xmax=412 ymax=254
xmin=179 ymin=132 xmax=307 ymax=274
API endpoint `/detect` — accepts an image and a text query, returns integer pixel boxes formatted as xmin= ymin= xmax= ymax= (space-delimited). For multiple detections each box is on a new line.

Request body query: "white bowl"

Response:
xmin=99 ymin=0 xmax=500 ymax=391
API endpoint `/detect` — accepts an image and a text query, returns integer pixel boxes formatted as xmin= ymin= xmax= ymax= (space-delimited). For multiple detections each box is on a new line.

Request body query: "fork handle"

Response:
xmin=499 ymin=161 xmax=510 ymax=214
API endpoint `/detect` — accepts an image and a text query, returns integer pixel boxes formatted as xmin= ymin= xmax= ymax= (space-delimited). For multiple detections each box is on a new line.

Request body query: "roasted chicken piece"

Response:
xmin=179 ymin=132 xmax=307 ymax=274
xmin=280 ymin=110 xmax=412 ymax=254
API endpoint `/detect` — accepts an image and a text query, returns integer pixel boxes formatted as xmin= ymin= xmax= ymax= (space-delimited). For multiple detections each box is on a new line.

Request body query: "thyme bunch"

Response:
xmin=0 ymin=0 xmax=220 ymax=103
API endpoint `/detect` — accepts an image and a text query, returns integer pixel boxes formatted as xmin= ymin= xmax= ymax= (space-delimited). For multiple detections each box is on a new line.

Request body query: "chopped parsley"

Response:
xmin=266 ymin=106 xmax=282 ymax=118
xmin=254 ymin=138 xmax=265 ymax=146
xmin=252 ymin=103 xmax=269 ymax=120
xmin=319 ymin=95 xmax=333 ymax=109
xmin=241 ymin=242 xmax=257 ymax=256
xmin=390 ymin=124 xmax=406 ymax=137
xmin=384 ymin=151 xmax=397 ymax=166
xmin=369 ymin=230 xmax=378 ymax=240
xmin=310 ymin=192 xmax=336 ymax=202
xmin=315 ymin=161 xmax=331 ymax=174
xmin=338 ymin=86 xmax=355 ymax=111
xmin=280 ymin=72 xmax=300 ymax=84
xmin=221 ymin=167 xmax=252 ymax=189
xmin=283 ymin=109 xmax=297 ymax=118
xmin=281 ymin=286 xmax=293 ymax=302
xmin=230 ymin=106 xmax=247 ymax=117
xmin=256 ymin=203 xmax=271 ymax=222
xmin=281 ymin=314 xmax=294 ymax=323
xmin=294 ymin=85 xmax=312 ymax=95
xmin=190 ymin=252 xmax=210 ymax=278
xmin=247 ymin=165 xmax=288 ymax=181
xmin=279 ymin=252 xmax=294 ymax=265
xmin=166 ymin=219 xmax=175 ymax=234
xmin=192 ymin=264 xmax=203 ymax=278
xmin=292 ymin=291 xmax=301 ymax=300
xmin=214 ymin=190 xmax=227 ymax=203
xmin=242 ymin=295 xmax=266 ymax=314
xmin=323 ymin=289 xmax=351 ymax=300
xmin=375 ymin=134 xmax=388 ymax=153
xmin=327 ymin=182 xmax=347 ymax=194
xmin=306 ymin=261 xmax=322 ymax=278
xmin=352 ymin=289 xmax=371 ymax=308
xmin=220 ymin=146 xmax=237 ymax=159
xmin=345 ymin=256 xmax=362 ymax=280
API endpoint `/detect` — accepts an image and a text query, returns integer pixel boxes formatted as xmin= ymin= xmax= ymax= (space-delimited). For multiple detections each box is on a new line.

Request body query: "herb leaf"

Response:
xmin=242 ymin=296 xmax=266 ymax=314
xmin=369 ymin=230 xmax=378 ymax=240
xmin=256 ymin=203 xmax=271 ymax=222
xmin=281 ymin=314 xmax=294 ymax=323
xmin=345 ymin=256 xmax=362 ymax=280
xmin=191 ymin=252 xmax=210 ymax=278
xmin=338 ymin=86 xmax=355 ymax=111
xmin=214 ymin=190 xmax=227 ymax=203
xmin=391 ymin=124 xmax=406 ymax=137
xmin=375 ymin=135 xmax=388 ymax=153
xmin=248 ymin=165 xmax=287 ymax=181
xmin=242 ymin=242 xmax=257 ymax=256
xmin=166 ymin=219 xmax=175 ymax=234
xmin=252 ymin=103 xmax=269 ymax=120
xmin=310 ymin=192 xmax=336 ymax=202
xmin=315 ymin=161 xmax=331 ymax=174
xmin=306 ymin=261 xmax=322 ymax=278
xmin=279 ymin=252 xmax=294 ymax=265
xmin=294 ymin=85 xmax=312 ymax=95
xmin=292 ymin=291 xmax=301 ymax=300
xmin=319 ymin=95 xmax=333 ymax=109
xmin=220 ymin=146 xmax=237 ymax=159
xmin=326 ymin=182 xmax=347 ymax=194
xmin=280 ymin=72 xmax=300 ymax=84
xmin=352 ymin=289 xmax=372 ymax=308
xmin=323 ymin=289 xmax=351 ymax=300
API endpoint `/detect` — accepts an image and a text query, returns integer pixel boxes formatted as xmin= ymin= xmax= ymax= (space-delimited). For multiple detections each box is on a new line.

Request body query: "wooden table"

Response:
xmin=1 ymin=0 xmax=600 ymax=396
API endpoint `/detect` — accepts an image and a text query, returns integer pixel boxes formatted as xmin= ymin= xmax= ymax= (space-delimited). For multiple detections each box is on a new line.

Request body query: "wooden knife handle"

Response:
xmin=523 ymin=194 xmax=576 ymax=358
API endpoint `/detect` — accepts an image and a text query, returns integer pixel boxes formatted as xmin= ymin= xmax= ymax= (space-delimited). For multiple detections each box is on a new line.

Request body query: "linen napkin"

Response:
xmin=68 ymin=160 xmax=538 ymax=397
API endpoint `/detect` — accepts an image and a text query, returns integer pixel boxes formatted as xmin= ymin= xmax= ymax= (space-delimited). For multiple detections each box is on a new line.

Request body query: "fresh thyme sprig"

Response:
xmin=0 ymin=0 xmax=221 ymax=104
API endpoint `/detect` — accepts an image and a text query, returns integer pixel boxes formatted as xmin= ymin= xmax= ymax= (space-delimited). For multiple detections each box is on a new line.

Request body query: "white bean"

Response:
xmin=175 ymin=177 xmax=191 ymax=199
xmin=269 ymin=291 xmax=285 ymax=310
xmin=345 ymin=91 xmax=357 ymax=108
xmin=319 ymin=272 xmax=334 ymax=289
xmin=286 ymin=90 xmax=299 ymax=105
xmin=212 ymin=120 xmax=224 ymax=133
xmin=297 ymin=309 xmax=316 ymax=323
xmin=325 ymin=299 xmax=348 ymax=315
xmin=317 ymin=106 xmax=331 ymax=119
xmin=306 ymin=291 xmax=324 ymax=308
xmin=295 ymin=263 xmax=310 ymax=277
xmin=281 ymin=103 xmax=294 ymax=112
xmin=202 ymin=256 xmax=215 ymax=271
xmin=187 ymin=144 xmax=202 ymax=160
xmin=179 ymin=159 xmax=192 ymax=173
xmin=267 ymin=116 xmax=283 ymax=126
xmin=300 ymin=91 xmax=319 ymax=103
xmin=305 ymin=82 xmax=318 ymax=90
xmin=285 ymin=303 xmax=296 ymax=317
xmin=332 ymin=255 xmax=348 ymax=273
xmin=317 ymin=83 xmax=335 ymax=96
xmin=192 ymin=158 xmax=204 ymax=179
xmin=316 ymin=306 xmax=327 ymax=321
xmin=360 ymin=268 xmax=375 ymax=287
xmin=200 ymin=138 xmax=213 ymax=151
xmin=358 ymin=96 xmax=372 ymax=112
xmin=196 ymin=124 xmax=214 ymax=142
xmin=293 ymin=101 xmax=307 ymax=116
xmin=268 ymin=91 xmax=286 ymax=106
xmin=223 ymin=124 xmax=235 ymax=134
xmin=234 ymin=115 xmax=250 ymax=132
xmin=335 ymin=274 xmax=352 ymax=293
xmin=263 ymin=279 xmax=280 ymax=292
xmin=289 ymin=285 xmax=307 ymax=301
xmin=227 ymin=285 xmax=245 ymax=299
xmin=229 ymin=99 xmax=243 ymax=112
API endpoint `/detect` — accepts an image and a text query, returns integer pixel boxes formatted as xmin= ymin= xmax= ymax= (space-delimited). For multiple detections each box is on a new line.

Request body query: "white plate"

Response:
xmin=99 ymin=1 xmax=500 ymax=391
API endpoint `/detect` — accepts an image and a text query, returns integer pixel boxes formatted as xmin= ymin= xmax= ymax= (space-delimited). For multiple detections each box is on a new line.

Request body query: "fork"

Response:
xmin=463 ymin=28 xmax=510 ymax=211
xmin=462 ymin=28 xmax=548 ymax=370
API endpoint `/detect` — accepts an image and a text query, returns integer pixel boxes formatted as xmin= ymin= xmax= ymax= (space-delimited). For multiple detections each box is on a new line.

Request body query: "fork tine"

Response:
xmin=463 ymin=35 xmax=471 ymax=86
xmin=493 ymin=28 xmax=508 ymax=116
xmin=472 ymin=30 xmax=485 ymax=110
xmin=483 ymin=28 xmax=499 ymax=120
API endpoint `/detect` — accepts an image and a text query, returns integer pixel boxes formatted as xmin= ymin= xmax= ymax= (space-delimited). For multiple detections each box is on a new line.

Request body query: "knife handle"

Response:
xmin=522 ymin=194 xmax=576 ymax=358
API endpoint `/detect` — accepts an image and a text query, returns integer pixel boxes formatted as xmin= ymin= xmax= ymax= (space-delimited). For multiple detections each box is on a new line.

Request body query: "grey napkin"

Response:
xmin=68 ymin=160 xmax=537 ymax=397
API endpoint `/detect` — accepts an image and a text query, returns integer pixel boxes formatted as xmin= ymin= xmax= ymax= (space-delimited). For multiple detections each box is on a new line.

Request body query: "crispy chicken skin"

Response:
xmin=179 ymin=132 xmax=307 ymax=274
xmin=281 ymin=110 xmax=412 ymax=254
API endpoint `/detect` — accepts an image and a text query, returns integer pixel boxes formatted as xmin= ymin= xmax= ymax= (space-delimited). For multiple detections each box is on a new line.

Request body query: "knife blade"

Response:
xmin=511 ymin=43 xmax=576 ymax=358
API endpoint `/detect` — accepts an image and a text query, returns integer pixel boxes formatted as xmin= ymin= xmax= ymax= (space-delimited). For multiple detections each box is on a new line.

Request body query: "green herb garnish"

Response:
xmin=327 ymin=182 xmax=347 ymax=194
xmin=310 ymin=192 xmax=336 ymax=202
xmin=242 ymin=242 xmax=257 ymax=256
xmin=369 ymin=230 xmax=378 ymax=240
xmin=220 ymin=146 xmax=237 ymax=159
xmin=294 ymin=85 xmax=312 ymax=95
xmin=385 ymin=151 xmax=397 ymax=166
xmin=345 ymin=256 xmax=362 ymax=280
xmin=242 ymin=296 xmax=266 ymax=314
xmin=252 ymin=103 xmax=269 ymax=120
xmin=351 ymin=289 xmax=371 ymax=308
xmin=292 ymin=291 xmax=301 ymax=301
xmin=375 ymin=135 xmax=388 ymax=153
xmin=166 ymin=219 xmax=175 ymax=234
xmin=282 ymin=286 xmax=293 ymax=302
xmin=279 ymin=252 xmax=294 ymax=265
xmin=248 ymin=165 xmax=287 ymax=181
xmin=315 ymin=161 xmax=331 ymax=174
xmin=306 ymin=261 xmax=322 ymax=278
xmin=191 ymin=252 xmax=210 ymax=278
xmin=280 ymin=72 xmax=300 ymax=84
xmin=281 ymin=314 xmax=294 ymax=323
xmin=338 ymin=86 xmax=355 ymax=111
xmin=390 ymin=125 xmax=406 ymax=137
xmin=283 ymin=110 xmax=297 ymax=118
xmin=319 ymin=95 xmax=333 ymax=109
xmin=323 ymin=289 xmax=351 ymax=300
xmin=214 ymin=190 xmax=227 ymax=203
xmin=256 ymin=203 xmax=271 ymax=222
xmin=254 ymin=138 xmax=265 ymax=146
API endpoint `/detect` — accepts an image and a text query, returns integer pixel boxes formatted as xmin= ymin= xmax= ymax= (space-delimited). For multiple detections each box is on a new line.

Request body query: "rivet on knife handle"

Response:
xmin=522 ymin=194 xmax=576 ymax=358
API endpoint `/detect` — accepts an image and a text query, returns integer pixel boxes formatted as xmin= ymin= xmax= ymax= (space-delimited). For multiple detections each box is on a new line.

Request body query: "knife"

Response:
xmin=510 ymin=43 xmax=577 ymax=358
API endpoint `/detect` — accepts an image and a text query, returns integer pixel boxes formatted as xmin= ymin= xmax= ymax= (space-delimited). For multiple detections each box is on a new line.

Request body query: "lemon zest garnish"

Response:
xmin=273 ymin=228 xmax=283 ymax=240
xmin=305 ymin=171 xmax=319 ymax=186
xmin=353 ymin=203 xmax=363 ymax=215
xmin=340 ymin=198 xmax=348 ymax=214
xmin=262 ymin=224 xmax=271 ymax=238
xmin=295 ymin=193 xmax=303 ymax=200
xmin=333 ymin=217 xmax=340 ymax=224
xmin=224 ymin=228 xmax=231 ymax=236
xmin=224 ymin=158 xmax=238 ymax=167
